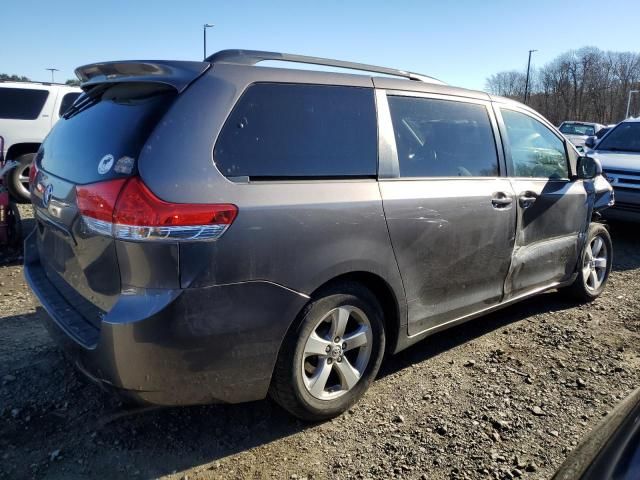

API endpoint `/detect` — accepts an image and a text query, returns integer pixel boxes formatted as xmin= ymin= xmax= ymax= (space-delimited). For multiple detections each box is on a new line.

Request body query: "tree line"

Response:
xmin=1 ymin=73 xmax=80 ymax=85
xmin=485 ymin=47 xmax=640 ymax=125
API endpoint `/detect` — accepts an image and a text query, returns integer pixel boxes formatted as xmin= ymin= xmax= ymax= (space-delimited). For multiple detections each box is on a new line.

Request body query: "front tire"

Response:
xmin=5 ymin=153 xmax=34 ymax=203
xmin=563 ymin=223 xmax=612 ymax=302
xmin=270 ymin=282 xmax=385 ymax=421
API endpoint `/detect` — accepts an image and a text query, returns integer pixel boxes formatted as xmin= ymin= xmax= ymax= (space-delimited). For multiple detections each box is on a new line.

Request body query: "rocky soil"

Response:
xmin=1 ymin=205 xmax=638 ymax=479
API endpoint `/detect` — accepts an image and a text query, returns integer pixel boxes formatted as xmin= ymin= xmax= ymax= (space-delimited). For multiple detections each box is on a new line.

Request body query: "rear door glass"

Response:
xmin=387 ymin=95 xmax=499 ymax=177
xmin=0 ymin=88 xmax=49 ymax=120
xmin=214 ymin=83 xmax=377 ymax=179
xmin=40 ymin=83 xmax=176 ymax=184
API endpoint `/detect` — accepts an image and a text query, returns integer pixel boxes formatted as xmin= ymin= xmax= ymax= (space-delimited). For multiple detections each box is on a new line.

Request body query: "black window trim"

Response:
xmin=494 ymin=104 xmax=572 ymax=181
xmin=377 ymin=89 xmax=506 ymax=181
xmin=212 ymin=81 xmax=379 ymax=183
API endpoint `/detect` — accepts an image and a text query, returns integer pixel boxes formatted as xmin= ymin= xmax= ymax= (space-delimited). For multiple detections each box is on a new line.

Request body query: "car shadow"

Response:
xmin=608 ymin=221 xmax=640 ymax=272
xmin=379 ymin=291 xmax=576 ymax=378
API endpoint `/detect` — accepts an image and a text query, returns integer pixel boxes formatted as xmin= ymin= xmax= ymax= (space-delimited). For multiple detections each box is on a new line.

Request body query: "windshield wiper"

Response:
xmin=62 ymin=83 xmax=111 ymax=120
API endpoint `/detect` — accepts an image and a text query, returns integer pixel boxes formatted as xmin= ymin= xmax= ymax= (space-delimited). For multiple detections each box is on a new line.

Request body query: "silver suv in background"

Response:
xmin=587 ymin=117 xmax=640 ymax=222
xmin=0 ymin=81 xmax=81 ymax=201
xmin=559 ymin=121 xmax=605 ymax=151
xmin=25 ymin=50 xmax=613 ymax=421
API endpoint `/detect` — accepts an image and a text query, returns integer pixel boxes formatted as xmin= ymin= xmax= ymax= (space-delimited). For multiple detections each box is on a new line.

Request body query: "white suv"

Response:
xmin=0 ymin=81 xmax=81 ymax=201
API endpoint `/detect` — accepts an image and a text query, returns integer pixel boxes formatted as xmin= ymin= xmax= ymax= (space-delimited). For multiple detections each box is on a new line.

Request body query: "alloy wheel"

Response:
xmin=583 ymin=235 xmax=608 ymax=291
xmin=301 ymin=305 xmax=372 ymax=400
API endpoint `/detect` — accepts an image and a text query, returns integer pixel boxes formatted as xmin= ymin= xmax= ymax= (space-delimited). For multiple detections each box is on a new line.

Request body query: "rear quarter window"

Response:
xmin=0 ymin=88 xmax=49 ymax=120
xmin=214 ymin=83 xmax=377 ymax=179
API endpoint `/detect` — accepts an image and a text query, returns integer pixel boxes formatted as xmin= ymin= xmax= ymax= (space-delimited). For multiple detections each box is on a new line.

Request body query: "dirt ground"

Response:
xmin=1 ymin=205 xmax=638 ymax=480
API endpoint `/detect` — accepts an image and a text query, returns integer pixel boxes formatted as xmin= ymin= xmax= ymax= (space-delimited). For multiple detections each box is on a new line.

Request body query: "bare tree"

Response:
xmin=486 ymin=47 xmax=640 ymax=124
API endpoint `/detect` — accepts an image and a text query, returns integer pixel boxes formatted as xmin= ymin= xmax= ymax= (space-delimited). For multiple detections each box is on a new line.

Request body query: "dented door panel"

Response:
xmin=504 ymin=179 xmax=588 ymax=298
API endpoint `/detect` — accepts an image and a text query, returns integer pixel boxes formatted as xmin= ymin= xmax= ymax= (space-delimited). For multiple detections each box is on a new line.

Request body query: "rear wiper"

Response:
xmin=62 ymin=83 xmax=111 ymax=119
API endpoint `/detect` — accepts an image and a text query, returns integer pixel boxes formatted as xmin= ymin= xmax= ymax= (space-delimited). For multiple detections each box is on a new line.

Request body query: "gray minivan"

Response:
xmin=25 ymin=50 xmax=614 ymax=420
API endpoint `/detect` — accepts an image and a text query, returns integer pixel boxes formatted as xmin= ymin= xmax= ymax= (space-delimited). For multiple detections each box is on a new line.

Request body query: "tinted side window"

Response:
xmin=387 ymin=96 xmax=499 ymax=178
xmin=501 ymin=109 xmax=569 ymax=179
xmin=59 ymin=92 xmax=81 ymax=116
xmin=0 ymin=88 xmax=49 ymax=120
xmin=214 ymin=84 xmax=377 ymax=178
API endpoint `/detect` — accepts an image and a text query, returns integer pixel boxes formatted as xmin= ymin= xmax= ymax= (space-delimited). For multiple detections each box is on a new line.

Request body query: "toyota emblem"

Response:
xmin=43 ymin=184 xmax=53 ymax=207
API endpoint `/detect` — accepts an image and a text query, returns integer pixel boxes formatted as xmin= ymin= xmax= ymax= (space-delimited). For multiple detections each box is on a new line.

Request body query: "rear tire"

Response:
xmin=269 ymin=282 xmax=385 ymax=421
xmin=562 ymin=223 xmax=612 ymax=302
xmin=5 ymin=153 xmax=34 ymax=203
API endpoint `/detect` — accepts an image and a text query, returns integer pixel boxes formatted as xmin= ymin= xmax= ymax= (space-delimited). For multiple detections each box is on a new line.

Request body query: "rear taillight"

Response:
xmin=76 ymin=177 xmax=237 ymax=242
xmin=28 ymin=161 xmax=39 ymax=186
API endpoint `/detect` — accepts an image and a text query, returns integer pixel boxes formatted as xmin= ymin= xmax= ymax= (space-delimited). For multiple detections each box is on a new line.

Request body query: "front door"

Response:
xmin=378 ymin=92 xmax=516 ymax=336
xmin=496 ymin=106 xmax=589 ymax=299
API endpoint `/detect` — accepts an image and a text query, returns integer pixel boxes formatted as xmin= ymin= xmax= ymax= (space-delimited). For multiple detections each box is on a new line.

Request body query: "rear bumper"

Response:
xmin=24 ymin=232 xmax=309 ymax=405
xmin=602 ymin=188 xmax=640 ymax=222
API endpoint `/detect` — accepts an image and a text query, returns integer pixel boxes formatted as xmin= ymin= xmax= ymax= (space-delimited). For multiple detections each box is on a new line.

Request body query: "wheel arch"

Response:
xmin=6 ymin=142 xmax=40 ymax=160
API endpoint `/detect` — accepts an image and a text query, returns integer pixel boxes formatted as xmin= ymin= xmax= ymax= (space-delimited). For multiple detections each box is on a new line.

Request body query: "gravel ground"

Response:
xmin=0 ymin=204 xmax=638 ymax=480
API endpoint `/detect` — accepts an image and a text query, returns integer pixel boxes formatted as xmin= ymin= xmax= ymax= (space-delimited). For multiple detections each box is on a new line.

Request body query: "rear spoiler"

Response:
xmin=74 ymin=61 xmax=210 ymax=93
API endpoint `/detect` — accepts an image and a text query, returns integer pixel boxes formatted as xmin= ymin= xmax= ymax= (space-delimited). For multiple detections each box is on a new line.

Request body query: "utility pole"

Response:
xmin=626 ymin=90 xmax=639 ymax=119
xmin=203 ymin=24 xmax=214 ymax=60
xmin=523 ymin=49 xmax=537 ymax=104
xmin=46 ymin=68 xmax=59 ymax=83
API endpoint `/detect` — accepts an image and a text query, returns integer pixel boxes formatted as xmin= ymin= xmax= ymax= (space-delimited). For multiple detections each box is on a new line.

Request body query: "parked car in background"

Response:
xmin=587 ymin=118 xmax=640 ymax=222
xmin=559 ymin=121 xmax=605 ymax=151
xmin=0 ymin=81 xmax=81 ymax=202
xmin=553 ymin=387 xmax=640 ymax=480
xmin=25 ymin=50 xmax=613 ymax=421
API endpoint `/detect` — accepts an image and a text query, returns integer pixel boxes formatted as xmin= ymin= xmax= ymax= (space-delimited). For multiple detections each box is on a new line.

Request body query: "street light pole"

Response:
xmin=626 ymin=90 xmax=639 ymax=119
xmin=523 ymin=49 xmax=537 ymax=104
xmin=203 ymin=24 xmax=214 ymax=60
xmin=46 ymin=68 xmax=59 ymax=83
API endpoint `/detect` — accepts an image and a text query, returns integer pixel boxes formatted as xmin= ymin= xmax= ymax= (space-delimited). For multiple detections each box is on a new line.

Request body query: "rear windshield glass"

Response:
xmin=0 ymin=88 xmax=49 ymax=120
xmin=40 ymin=83 xmax=176 ymax=184
xmin=214 ymin=83 xmax=377 ymax=179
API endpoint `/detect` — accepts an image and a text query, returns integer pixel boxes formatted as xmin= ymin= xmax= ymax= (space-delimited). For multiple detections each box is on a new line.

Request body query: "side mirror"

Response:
xmin=577 ymin=156 xmax=602 ymax=180
xmin=584 ymin=136 xmax=597 ymax=149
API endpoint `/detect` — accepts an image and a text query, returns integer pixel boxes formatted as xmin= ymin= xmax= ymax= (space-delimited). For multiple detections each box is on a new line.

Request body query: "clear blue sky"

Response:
xmin=2 ymin=0 xmax=638 ymax=90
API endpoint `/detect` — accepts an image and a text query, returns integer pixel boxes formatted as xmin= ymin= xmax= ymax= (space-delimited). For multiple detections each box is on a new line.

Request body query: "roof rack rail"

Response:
xmin=206 ymin=49 xmax=446 ymax=85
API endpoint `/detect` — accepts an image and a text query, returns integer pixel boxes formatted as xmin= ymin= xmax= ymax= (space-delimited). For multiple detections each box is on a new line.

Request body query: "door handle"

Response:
xmin=491 ymin=192 xmax=513 ymax=209
xmin=518 ymin=191 xmax=538 ymax=209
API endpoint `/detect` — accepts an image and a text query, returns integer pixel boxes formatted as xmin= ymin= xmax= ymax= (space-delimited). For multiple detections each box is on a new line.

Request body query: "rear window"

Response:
xmin=40 ymin=83 xmax=176 ymax=184
xmin=214 ymin=83 xmax=377 ymax=179
xmin=0 ymin=88 xmax=49 ymax=120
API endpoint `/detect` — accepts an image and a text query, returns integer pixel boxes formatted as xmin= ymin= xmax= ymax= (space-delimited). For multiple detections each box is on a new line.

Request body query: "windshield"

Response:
xmin=596 ymin=122 xmax=640 ymax=153
xmin=559 ymin=123 xmax=595 ymax=136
